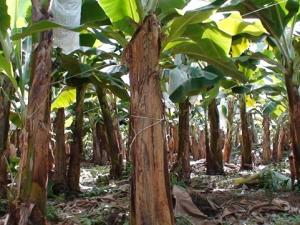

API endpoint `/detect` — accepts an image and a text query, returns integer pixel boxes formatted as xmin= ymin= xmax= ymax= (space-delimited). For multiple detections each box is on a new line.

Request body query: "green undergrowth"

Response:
xmin=46 ymin=204 xmax=60 ymax=222
xmin=175 ymin=216 xmax=193 ymax=225
xmin=170 ymin=172 xmax=188 ymax=188
xmin=271 ymin=213 xmax=300 ymax=225
xmin=223 ymin=213 xmax=300 ymax=225
xmin=0 ymin=199 xmax=7 ymax=217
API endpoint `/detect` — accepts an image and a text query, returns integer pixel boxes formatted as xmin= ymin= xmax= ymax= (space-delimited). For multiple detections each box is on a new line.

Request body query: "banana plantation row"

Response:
xmin=0 ymin=0 xmax=299 ymax=224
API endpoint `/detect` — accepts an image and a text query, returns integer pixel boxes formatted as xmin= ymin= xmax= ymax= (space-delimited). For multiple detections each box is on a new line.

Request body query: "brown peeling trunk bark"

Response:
xmin=234 ymin=122 xmax=240 ymax=148
xmin=96 ymin=86 xmax=122 ymax=179
xmin=285 ymin=72 xmax=300 ymax=182
xmin=110 ymin=96 xmax=125 ymax=163
xmin=272 ymin=124 xmax=280 ymax=162
xmin=167 ymin=123 xmax=179 ymax=164
xmin=167 ymin=123 xmax=174 ymax=162
xmin=67 ymin=84 xmax=86 ymax=193
xmin=191 ymin=136 xmax=199 ymax=160
xmin=7 ymin=4 xmax=53 ymax=224
xmin=126 ymin=105 xmax=133 ymax=164
xmin=191 ymin=126 xmax=201 ymax=160
xmin=93 ymin=122 xmax=109 ymax=165
xmin=204 ymin=106 xmax=210 ymax=164
xmin=92 ymin=123 xmax=102 ymax=165
xmin=223 ymin=98 xmax=234 ymax=163
xmin=191 ymin=127 xmax=206 ymax=160
xmin=239 ymin=95 xmax=252 ymax=170
xmin=207 ymin=98 xmax=224 ymax=175
xmin=99 ymin=123 xmax=109 ymax=165
xmin=199 ymin=130 xmax=206 ymax=159
xmin=289 ymin=154 xmax=296 ymax=190
xmin=277 ymin=127 xmax=286 ymax=162
xmin=262 ymin=114 xmax=271 ymax=164
xmin=53 ymin=108 xmax=67 ymax=191
xmin=124 ymin=15 xmax=174 ymax=225
xmin=176 ymin=98 xmax=190 ymax=182
xmin=0 ymin=76 xmax=12 ymax=199
xmin=249 ymin=113 xmax=257 ymax=145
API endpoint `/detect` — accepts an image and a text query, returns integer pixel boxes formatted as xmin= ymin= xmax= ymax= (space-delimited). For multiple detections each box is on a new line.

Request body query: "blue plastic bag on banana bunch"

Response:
xmin=50 ymin=0 xmax=81 ymax=54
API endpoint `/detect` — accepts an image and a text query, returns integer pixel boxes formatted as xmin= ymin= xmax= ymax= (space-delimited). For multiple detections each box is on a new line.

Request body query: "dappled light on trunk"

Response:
xmin=207 ymin=98 xmax=224 ymax=175
xmin=124 ymin=15 xmax=175 ymax=225
xmin=7 ymin=6 xmax=53 ymax=223
xmin=239 ymin=95 xmax=252 ymax=170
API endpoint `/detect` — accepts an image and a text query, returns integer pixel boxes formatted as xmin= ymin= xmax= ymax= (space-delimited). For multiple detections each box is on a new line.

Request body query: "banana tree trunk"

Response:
xmin=99 ymin=123 xmax=109 ymax=165
xmin=191 ymin=136 xmax=199 ymax=160
xmin=239 ymin=95 xmax=252 ymax=170
xmin=93 ymin=122 xmax=109 ymax=165
xmin=67 ymin=84 xmax=86 ymax=193
xmin=249 ymin=113 xmax=257 ymax=144
xmin=124 ymin=15 xmax=174 ymax=225
xmin=176 ymin=98 xmax=190 ymax=182
xmin=96 ymin=86 xmax=122 ymax=178
xmin=234 ymin=121 xmax=240 ymax=147
xmin=204 ymin=106 xmax=210 ymax=164
xmin=207 ymin=98 xmax=224 ymax=175
xmin=191 ymin=126 xmax=200 ymax=160
xmin=285 ymin=72 xmax=300 ymax=182
xmin=223 ymin=98 xmax=234 ymax=163
xmin=167 ymin=123 xmax=179 ymax=164
xmin=289 ymin=154 xmax=296 ymax=190
xmin=199 ymin=130 xmax=206 ymax=159
xmin=262 ymin=114 xmax=271 ymax=164
xmin=92 ymin=123 xmax=102 ymax=165
xmin=167 ymin=123 xmax=174 ymax=162
xmin=272 ymin=124 xmax=280 ymax=161
xmin=8 ymin=4 xmax=53 ymax=223
xmin=53 ymin=108 xmax=67 ymax=191
xmin=277 ymin=127 xmax=286 ymax=161
xmin=126 ymin=105 xmax=133 ymax=164
xmin=0 ymin=76 xmax=12 ymax=199
xmin=111 ymin=96 xmax=125 ymax=162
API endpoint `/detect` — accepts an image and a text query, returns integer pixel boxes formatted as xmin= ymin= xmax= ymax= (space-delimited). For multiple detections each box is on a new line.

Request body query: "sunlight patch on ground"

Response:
xmin=80 ymin=165 xmax=110 ymax=191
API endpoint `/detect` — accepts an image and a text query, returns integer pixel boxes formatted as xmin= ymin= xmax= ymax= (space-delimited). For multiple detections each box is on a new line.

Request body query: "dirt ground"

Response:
xmin=1 ymin=160 xmax=300 ymax=225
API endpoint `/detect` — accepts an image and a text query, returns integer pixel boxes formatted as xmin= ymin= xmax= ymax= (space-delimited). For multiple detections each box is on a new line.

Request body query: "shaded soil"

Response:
xmin=1 ymin=161 xmax=300 ymax=225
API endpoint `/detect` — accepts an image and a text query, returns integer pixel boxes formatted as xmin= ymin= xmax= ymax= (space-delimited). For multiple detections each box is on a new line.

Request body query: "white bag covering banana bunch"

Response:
xmin=50 ymin=0 xmax=81 ymax=54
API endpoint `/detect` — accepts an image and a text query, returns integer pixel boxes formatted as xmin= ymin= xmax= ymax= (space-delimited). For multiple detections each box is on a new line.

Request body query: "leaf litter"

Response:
xmin=1 ymin=161 xmax=300 ymax=225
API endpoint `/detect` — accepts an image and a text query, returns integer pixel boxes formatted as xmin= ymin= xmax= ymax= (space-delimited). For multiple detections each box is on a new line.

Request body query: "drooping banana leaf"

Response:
xmin=51 ymin=87 xmax=77 ymax=111
xmin=168 ymin=65 xmax=224 ymax=103
xmin=98 ymin=0 xmax=141 ymax=34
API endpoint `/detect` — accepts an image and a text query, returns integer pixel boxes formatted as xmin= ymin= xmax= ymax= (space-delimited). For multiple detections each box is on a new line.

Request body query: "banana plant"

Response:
xmin=163 ymin=6 xmax=268 ymax=173
xmin=2 ymin=0 xmax=118 ymax=222
xmin=51 ymin=47 xmax=129 ymax=181
xmin=95 ymin=1 xmax=272 ymax=223
xmin=230 ymin=0 xmax=300 ymax=182
xmin=97 ymin=0 xmax=203 ymax=223
xmin=0 ymin=0 xmax=27 ymax=119
xmin=0 ymin=0 xmax=29 ymax=200
xmin=7 ymin=0 xmax=296 ymax=222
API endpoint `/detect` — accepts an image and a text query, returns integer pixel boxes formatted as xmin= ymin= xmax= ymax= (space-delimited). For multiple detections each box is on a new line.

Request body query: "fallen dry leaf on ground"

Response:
xmin=173 ymin=185 xmax=207 ymax=225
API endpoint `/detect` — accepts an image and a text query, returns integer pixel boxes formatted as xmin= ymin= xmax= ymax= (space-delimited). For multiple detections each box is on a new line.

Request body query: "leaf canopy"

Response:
xmin=0 ymin=0 xmax=10 ymax=35
xmin=98 ymin=0 xmax=141 ymax=34
xmin=51 ymin=87 xmax=77 ymax=111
